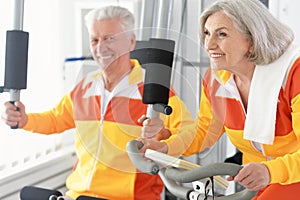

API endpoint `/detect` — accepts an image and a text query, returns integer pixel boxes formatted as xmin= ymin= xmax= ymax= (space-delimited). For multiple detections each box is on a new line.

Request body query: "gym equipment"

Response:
xmin=131 ymin=38 xmax=175 ymax=119
xmin=20 ymin=186 xmax=106 ymax=200
xmin=0 ymin=0 xmax=29 ymax=129
xmin=126 ymin=140 xmax=258 ymax=200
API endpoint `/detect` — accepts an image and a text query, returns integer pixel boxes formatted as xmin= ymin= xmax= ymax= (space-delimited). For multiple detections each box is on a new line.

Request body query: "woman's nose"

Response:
xmin=205 ymin=36 xmax=217 ymax=50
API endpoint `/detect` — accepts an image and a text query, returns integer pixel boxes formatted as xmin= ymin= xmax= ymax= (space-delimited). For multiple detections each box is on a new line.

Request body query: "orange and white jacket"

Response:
xmin=184 ymin=55 xmax=300 ymax=186
xmin=23 ymin=60 xmax=195 ymax=200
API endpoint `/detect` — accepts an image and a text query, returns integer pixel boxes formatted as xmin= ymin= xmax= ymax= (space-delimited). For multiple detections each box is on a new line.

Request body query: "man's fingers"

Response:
xmin=137 ymin=114 xmax=148 ymax=124
xmin=141 ymin=126 xmax=157 ymax=138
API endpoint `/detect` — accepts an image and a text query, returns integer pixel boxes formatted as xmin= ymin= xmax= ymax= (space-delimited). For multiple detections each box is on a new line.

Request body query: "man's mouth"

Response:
xmin=97 ymin=54 xmax=114 ymax=60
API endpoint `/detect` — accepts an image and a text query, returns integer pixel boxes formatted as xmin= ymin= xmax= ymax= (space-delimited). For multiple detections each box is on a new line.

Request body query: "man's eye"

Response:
xmin=106 ymin=36 xmax=114 ymax=41
xmin=90 ymin=39 xmax=98 ymax=45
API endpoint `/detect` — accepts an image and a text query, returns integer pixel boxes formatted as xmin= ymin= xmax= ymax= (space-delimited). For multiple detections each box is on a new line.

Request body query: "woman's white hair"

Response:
xmin=199 ymin=0 xmax=294 ymax=65
xmin=84 ymin=5 xmax=135 ymax=36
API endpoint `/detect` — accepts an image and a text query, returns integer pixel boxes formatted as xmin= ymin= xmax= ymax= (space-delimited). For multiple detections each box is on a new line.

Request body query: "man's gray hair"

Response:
xmin=199 ymin=0 xmax=294 ymax=65
xmin=85 ymin=5 xmax=135 ymax=36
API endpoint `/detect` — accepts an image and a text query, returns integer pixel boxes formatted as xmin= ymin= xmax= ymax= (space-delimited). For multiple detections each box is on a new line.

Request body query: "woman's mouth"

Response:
xmin=210 ymin=53 xmax=225 ymax=58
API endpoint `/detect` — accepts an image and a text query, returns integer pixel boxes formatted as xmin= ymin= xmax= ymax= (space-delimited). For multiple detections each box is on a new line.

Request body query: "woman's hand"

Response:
xmin=137 ymin=138 xmax=168 ymax=154
xmin=227 ymin=162 xmax=270 ymax=191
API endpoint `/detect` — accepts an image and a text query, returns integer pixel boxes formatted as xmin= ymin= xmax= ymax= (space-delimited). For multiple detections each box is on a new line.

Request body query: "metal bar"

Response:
xmin=13 ymin=0 xmax=25 ymax=30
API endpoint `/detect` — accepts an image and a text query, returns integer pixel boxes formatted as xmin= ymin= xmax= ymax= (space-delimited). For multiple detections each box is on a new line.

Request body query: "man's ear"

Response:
xmin=130 ymin=34 xmax=136 ymax=51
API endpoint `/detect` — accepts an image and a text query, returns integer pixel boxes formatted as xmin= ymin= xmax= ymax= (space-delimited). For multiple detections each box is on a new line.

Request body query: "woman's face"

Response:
xmin=203 ymin=11 xmax=252 ymax=72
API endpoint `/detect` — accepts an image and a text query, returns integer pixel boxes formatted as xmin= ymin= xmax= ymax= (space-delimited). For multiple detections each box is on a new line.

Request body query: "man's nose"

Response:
xmin=95 ymin=40 xmax=108 ymax=53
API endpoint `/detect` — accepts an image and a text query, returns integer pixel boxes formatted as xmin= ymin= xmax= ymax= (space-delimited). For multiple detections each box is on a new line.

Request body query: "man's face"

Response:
xmin=89 ymin=18 xmax=135 ymax=70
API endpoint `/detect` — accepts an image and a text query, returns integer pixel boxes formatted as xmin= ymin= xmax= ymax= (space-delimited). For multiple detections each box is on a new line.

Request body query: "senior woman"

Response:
xmin=197 ymin=0 xmax=300 ymax=199
xmin=140 ymin=0 xmax=300 ymax=199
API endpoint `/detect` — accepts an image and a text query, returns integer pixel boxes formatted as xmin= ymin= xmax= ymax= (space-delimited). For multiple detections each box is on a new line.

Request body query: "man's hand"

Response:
xmin=138 ymin=114 xmax=171 ymax=140
xmin=1 ymin=101 xmax=28 ymax=128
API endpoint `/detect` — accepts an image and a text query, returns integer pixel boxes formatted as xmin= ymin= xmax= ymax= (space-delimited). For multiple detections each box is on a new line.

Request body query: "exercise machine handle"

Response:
xmin=126 ymin=140 xmax=258 ymax=200
xmin=126 ymin=140 xmax=160 ymax=175
xmin=165 ymin=163 xmax=258 ymax=200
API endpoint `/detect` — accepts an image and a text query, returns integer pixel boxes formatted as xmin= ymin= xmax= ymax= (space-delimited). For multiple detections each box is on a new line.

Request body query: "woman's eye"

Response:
xmin=203 ymin=30 xmax=210 ymax=36
xmin=218 ymin=32 xmax=227 ymax=37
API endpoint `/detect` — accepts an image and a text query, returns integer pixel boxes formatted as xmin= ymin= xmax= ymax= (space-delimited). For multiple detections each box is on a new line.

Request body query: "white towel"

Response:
xmin=244 ymin=43 xmax=300 ymax=145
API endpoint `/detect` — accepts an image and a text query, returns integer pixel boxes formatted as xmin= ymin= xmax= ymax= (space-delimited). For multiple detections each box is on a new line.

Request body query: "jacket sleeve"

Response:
xmin=185 ymin=84 xmax=225 ymax=156
xmin=263 ymin=93 xmax=300 ymax=185
xmin=163 ymin=82 xmax=225 ymax=157
xmin=161 ymin=94 xmax=197 ymax=156
xmin=23 ymin=93 xmax=75 ymax=134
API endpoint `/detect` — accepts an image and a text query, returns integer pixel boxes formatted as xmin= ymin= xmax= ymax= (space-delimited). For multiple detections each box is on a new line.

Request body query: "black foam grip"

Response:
xmin=9 ymin=101 xmax=19 ymax=129
xmin=143 ymin=82 xmax=170 ymax=105
xmin=141 ymin=39 xmax=175 ymax=105
xmin=20 ymin=186 xmax=62 ymax=200
xmin=5 ymin=30 xmax=28 ymax=89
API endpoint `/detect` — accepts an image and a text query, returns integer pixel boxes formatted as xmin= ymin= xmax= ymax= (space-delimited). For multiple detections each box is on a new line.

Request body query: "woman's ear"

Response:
xmin=246 ymin=39 xmax=254 ymax=58
xmin=248 ymin=38 xmax=254 ymax=53
xmin=249 ymin=46 xmax=253 ymax=53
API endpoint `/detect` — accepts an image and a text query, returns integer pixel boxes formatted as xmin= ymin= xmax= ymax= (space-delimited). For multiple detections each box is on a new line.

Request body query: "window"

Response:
xmin=0 ymin=0 xmax=68 ymax=174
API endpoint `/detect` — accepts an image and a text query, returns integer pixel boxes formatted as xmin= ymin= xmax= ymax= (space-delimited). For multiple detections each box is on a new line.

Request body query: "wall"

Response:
xmin=269 ymin=0 xmax=300 ymax=45
xmin=0 ymin=146 xmax=76 ymax=200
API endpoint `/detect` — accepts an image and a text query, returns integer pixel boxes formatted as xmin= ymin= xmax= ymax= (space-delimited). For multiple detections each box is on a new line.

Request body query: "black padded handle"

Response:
xmin=9 ymin=101 xmax=19 ymax=129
